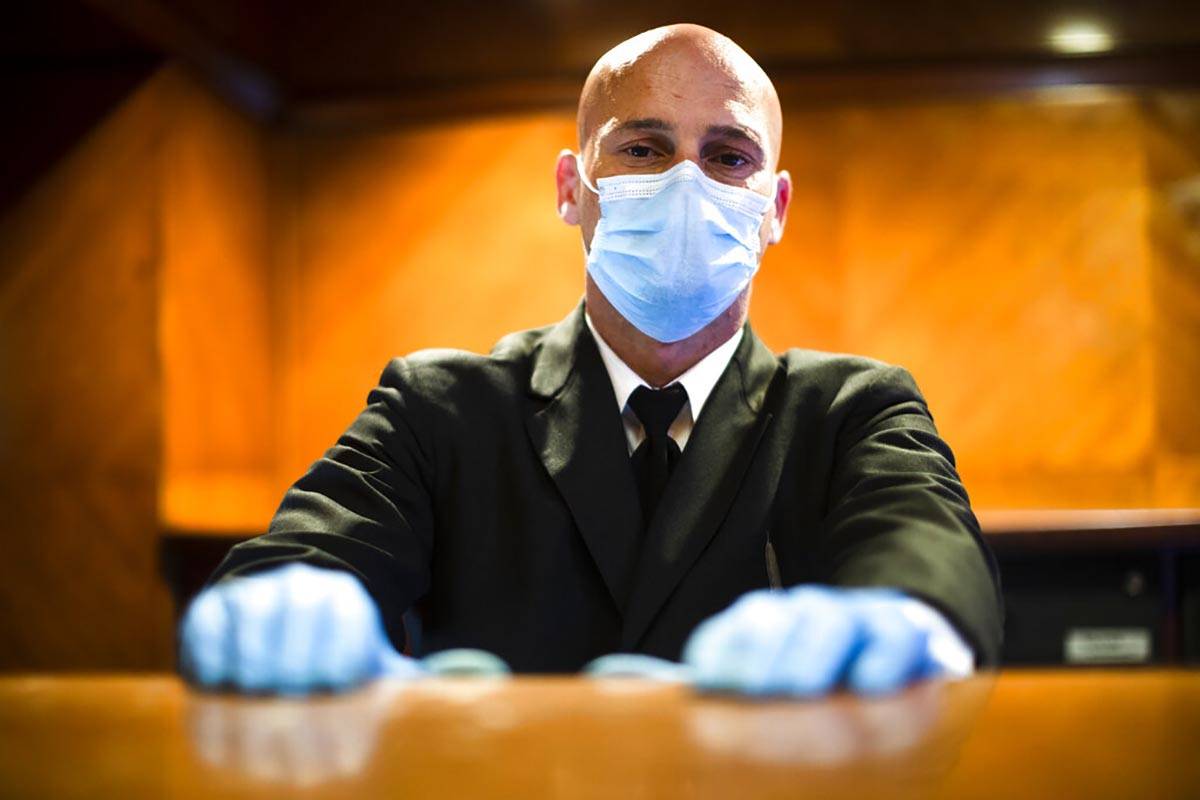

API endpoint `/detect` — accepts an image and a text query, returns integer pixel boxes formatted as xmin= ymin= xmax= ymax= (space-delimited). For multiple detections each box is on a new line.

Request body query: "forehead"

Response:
xmin=586 ymin=48 xmax=778 ymax=153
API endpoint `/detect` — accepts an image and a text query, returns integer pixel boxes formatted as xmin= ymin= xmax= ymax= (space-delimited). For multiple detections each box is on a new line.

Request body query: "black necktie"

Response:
xmin=628 ymin=384 xmax=689 ymax=526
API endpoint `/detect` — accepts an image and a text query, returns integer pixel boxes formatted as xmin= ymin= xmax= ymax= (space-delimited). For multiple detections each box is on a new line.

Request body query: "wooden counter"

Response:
xmin=0 ymin=670 xmax=1196 ymax=798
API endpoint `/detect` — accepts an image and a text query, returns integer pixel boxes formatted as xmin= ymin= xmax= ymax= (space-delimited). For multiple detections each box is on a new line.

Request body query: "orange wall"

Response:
xmin=2 ymin=64 xmax=1197 ymax=668
xmin=0 ymin=65 xmax=275 ymax=667
xmin=760 ymin=91 xmax=1156 ymax=508
xmin=1143 ymin=92 xmax=1200 ymax=508
xmin=0 ymin=68 xmax=173 ymax=668
xmin=269 ymin=115 xmax=587 ymax=491
xmin=11 ymin=66 xmax=1194 ymax=542
xmin=265 ymin=88 xmax=1199 ymax=514
xmin=158 ymin=69 xmax=275 ymax=531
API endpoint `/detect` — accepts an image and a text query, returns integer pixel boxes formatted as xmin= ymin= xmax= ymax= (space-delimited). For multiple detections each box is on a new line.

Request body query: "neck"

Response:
xmin=585 ymin=275 xmax=748 ymax=388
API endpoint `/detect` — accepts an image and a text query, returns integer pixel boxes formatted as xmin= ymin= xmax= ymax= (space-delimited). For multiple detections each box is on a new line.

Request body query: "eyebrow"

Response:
xmin=705 ymin=124 xmax=764 ymax=153
xmin=612 ymin=118 xmax=764 ymax=154
xmin=614 ymin=117 xmax=674 ymax=133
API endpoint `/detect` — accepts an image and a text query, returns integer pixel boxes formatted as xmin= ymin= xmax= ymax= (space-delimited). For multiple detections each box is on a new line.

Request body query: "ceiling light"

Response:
xmin=1048 ymin=21 xmax=1114 ymax=54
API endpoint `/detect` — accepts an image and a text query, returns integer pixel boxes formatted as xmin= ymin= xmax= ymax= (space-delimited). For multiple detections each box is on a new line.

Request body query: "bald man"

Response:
xmin=180 ymin=25 xmax=1002 ymax=697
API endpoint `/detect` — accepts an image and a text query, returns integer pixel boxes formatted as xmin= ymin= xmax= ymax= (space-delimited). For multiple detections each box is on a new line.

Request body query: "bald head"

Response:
xmin=577 ymin=24 xmax=782 ymax=168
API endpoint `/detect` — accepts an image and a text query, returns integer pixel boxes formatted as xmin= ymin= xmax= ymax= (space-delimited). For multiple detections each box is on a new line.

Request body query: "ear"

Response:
xmin=555 ymin=149 xmax=582 ymax=226
xmin=768 ymin=170 xmax=792 ymax=245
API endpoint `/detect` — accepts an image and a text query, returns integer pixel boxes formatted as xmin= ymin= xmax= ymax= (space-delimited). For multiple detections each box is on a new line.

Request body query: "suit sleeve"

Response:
xmin=817 ymin=364 xmax=1004 ymax=665
xmin=207 ymin=358 xmax=436 ymax=650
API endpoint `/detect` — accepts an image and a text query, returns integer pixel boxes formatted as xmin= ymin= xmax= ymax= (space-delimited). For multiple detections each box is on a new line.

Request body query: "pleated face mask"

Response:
xmin=578 ymin=156 xmax=774 ymax=343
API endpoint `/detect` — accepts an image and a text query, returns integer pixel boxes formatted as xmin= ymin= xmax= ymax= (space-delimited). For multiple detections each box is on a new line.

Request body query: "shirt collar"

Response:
xmin=584 ymin=311 xmax=743 ymax=422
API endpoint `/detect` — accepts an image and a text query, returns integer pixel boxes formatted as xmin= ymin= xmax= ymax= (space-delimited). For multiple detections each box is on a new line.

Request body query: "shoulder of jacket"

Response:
xmin=775 ymin=347 xmax=922 ymax=399
xmin=373 ymin=323 xmax=553 ymax=396
xmin=777 ymin=347 xmax=896 ymax=378
xmin=488 ymin=322 xmax=556 ymax=362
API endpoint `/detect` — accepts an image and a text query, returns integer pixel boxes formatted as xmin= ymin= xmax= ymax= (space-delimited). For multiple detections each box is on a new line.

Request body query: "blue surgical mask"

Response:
xmin=578 ymin=157 xmax=774 ymax=343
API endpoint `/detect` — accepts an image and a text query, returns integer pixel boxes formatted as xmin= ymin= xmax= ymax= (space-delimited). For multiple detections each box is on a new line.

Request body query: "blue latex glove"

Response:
xmin=682 ymin=585 xmax=974 ymax=697
xmin=583 ymin=653 xmax=693 ymax=683
xmin=179 ymin=563 xmax=425 ymax=694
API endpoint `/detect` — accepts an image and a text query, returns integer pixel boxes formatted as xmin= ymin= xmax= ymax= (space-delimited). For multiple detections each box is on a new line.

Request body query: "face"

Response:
xmin=556 ymin=42 xmax=791 ymax=257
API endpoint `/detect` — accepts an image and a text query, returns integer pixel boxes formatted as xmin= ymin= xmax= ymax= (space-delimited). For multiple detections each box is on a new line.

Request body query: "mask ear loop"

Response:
xmin=768 ymin=215 xmax=783 ymax=245
xmin=574 ymin=154 xmax=600 ymax=195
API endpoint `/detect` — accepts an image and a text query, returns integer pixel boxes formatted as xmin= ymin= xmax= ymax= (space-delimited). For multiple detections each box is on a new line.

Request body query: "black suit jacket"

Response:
xmin=211 ymin=303 xmax=1003 ymax=670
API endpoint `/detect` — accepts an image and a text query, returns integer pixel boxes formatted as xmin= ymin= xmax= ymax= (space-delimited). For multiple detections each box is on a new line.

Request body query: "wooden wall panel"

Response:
xmin=840 ymin=93 xmax=1151 ymax=508
xmin=158 ymin=70 xmax=275 ymax=532
xmin=271 ymin=115 xmax=585 ymax=485
xmin=0 ymin=70 xmax=172 ymax=670
xmin=270 ymin=90 xmax=1198 ymax=513
xmin=0 ymin=63 xmax=275 ymax=667
xmin=2 ymin=65 xmax=1195 ymax=668
xmin=1144 ymin=90 xmax=1200 ymax=507
xmin=757 ymin=91 xmax=1171 ymax=508
xmin=745 ymin=107 xmax=846 ymax=356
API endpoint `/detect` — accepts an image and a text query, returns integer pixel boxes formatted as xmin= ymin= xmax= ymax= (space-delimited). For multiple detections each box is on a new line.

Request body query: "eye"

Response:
xmin=713 ymin=151 xmax=750 ymax=168
xmin=624 ymin=144 xmax=657 ymax=159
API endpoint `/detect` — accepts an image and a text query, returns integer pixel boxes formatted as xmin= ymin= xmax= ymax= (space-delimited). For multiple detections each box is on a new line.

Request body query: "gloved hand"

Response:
xmin=682 ymin=585 xmax=974 ymax=697
xmin=179 ymin=562 xmax=424 ymax=694
xmin=583 ymin=653 xmax=693 ymax=682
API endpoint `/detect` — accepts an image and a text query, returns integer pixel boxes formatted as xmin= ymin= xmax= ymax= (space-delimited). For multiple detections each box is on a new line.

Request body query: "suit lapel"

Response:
xmin=524 ymin=304 xmax=644 ymax=611
xmin=621 ymin=325 xmax=783 ymax=650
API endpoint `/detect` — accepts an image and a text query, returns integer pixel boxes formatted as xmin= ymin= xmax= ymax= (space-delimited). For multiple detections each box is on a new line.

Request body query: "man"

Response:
xmin=180 ymin=24 xmax=1002 ymax=697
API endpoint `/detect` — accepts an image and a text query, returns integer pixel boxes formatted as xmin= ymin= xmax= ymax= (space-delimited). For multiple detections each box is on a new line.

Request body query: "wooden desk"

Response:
xmin=1 ymin=670 xmax=1197 ymax=798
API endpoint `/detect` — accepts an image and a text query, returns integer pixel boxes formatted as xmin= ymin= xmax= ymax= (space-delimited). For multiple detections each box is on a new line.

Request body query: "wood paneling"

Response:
xmin=1144 ymin=90 xmax=1200 ymax=507
xmin=268 ymin=88 xmax=1198 ymax=513
xmin=270 ymin=115 xmax=586 ymax=484
xmin=158 ymin=69 xmax=274 ymax=531
xmin=0 ymin=68 xmax=170 ymax=669
xmin=757 ymin=89 xmax=1158 ymax=507
xmin=5 ymin=63 xmax=1198 ymax=667
xmin=0 ymin=63 xmax=276 ymax=667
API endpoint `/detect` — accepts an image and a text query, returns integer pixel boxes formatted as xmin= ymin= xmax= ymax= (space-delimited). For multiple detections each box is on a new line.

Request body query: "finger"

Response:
xmin=687 ymin=590 xmax=808 ymax=694
xmin=770 ymin=589 xmax=863 ymax=697
xmin=421 ymin=649 xmax=512 ymax=678
xmin=684 ymin=591 xmax=787 ymax=693
xmin=313 ymin=574 xmax=380 ymax=691
xmin=180 ymin=588 xmax=232 ymax=688
xmin=681 ymin=610 xmax=744 ymax=691
xmin=726 ymin=594 xmax=811 ymax=695
xmin=226 ymin=574 xmax=285 ymax=693
xmin=583 ymin=653 xmax=690 ymax=683
xmin=846 ymin=600 xmax=930 ymax=696
xmin=274 ymin=568 xmax=325 ymax=694
xmin=897 ymin=598 xmax=975 ymax=680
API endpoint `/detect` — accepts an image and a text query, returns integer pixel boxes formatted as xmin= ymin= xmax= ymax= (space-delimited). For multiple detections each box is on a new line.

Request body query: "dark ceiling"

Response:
xmin=143 ymin=0 xmax=1200 ymax=86
xmin=0 ymin=1 xmax=160 ymax=214
xmin=9 ymin=0 xmax=1200 ymax=130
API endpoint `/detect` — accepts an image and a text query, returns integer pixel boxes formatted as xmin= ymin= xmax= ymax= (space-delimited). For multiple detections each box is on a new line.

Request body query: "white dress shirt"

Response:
xmin=583 ymin=311 xmax=976 ymax=675
xmin=584 ymin=311 xmax=742 ymax=454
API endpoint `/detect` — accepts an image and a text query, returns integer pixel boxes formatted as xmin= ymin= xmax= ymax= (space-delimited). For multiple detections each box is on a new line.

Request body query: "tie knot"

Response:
xmin=628 ymin=384 xmax=688 ymax=441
